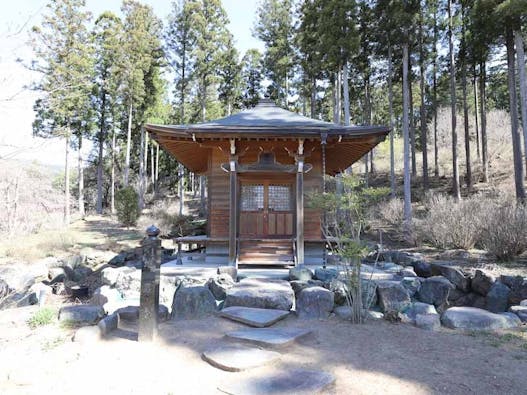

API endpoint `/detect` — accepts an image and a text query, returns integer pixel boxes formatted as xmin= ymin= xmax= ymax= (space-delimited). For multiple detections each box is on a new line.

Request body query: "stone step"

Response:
xmin=225 ymin=328 xmax=311 ymax=349
xmin=218 ymin=369 xmax=335 ymax=395
xmin=202 ymin=344 xmax=281 ymax=372
xmin=219 ymin=306 xmax=289 ymax=327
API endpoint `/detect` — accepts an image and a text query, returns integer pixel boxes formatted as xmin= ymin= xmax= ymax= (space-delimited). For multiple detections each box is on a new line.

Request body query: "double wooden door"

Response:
xmin=239 ymin=179 xmax=294 ymax=238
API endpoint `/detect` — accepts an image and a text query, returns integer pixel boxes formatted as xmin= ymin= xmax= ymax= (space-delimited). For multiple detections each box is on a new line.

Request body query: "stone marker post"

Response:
xmin=138 ymin=225 xmax=161 ymax=342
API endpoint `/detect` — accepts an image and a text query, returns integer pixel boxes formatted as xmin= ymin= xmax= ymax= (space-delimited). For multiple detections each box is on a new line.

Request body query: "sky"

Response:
xmin=0 ymin=0 xmax=264 ymax=167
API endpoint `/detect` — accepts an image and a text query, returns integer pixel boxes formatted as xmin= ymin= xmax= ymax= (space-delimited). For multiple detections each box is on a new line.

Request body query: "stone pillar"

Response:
xmin=295 ymin=139 xmax=305 ymax=266
xmin=228 ymin=139 xmax=238 ymax=267
xmin=138 ymin=225 xmax=161 ymax=342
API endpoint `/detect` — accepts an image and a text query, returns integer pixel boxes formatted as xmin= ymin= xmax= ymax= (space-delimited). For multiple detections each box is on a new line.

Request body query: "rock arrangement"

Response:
xmin=359 ymin=250 xmax=527 ymax=331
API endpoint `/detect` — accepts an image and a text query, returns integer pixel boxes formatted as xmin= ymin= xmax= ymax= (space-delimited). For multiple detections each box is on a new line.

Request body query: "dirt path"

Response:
xmin=1 ymin=307 xmax=526 ymax=395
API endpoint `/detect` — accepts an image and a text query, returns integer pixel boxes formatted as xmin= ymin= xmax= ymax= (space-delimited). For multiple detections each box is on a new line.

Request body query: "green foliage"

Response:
xmin=254 ymin=0 xmax=294 ymax=104
xmin=116 ymin=187 xmax=140 ymax=227
xmin=27 ymin=307 xmax=57 ymax=329
xmin=241 ymin=49 xmax=263 ymax=108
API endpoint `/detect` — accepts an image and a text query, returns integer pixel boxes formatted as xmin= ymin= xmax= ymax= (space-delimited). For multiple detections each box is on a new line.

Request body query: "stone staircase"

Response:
xmin=201 ymin=279 xmax=336 ymax=394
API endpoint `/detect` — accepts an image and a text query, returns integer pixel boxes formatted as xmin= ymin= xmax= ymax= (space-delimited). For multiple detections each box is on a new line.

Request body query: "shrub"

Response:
xmin=480 ymin=205 xmax=527 ymax=261
xmin=415 ymin=194 xmax=484 ymax=250
xmin=27 ymin=307 xmax=57 ymax=329
xmin=376 ymin=198 xmax=404 ymax=227
xmin=115 ymin=187 xmax=140 ymax=227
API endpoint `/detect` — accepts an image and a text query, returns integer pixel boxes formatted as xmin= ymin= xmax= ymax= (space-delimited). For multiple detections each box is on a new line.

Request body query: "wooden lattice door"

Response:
xmin=239 ymin=180 xmax=293 ymax=238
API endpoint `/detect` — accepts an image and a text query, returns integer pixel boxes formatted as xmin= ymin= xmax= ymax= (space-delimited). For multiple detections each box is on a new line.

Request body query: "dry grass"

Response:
xmin=0 ymin=216 xmax=143 ymax=264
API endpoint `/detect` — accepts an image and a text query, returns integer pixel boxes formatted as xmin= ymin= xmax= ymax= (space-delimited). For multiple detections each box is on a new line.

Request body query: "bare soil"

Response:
xmin=1 ymin=306 xmax=526 ymax=395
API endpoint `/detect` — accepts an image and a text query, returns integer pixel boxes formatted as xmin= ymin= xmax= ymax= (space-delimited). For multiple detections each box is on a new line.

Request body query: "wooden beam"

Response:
xmin=295 ymin=138 xmax=305 ymax=265
xmin=228 ymin=138 xmax=238 ymax=267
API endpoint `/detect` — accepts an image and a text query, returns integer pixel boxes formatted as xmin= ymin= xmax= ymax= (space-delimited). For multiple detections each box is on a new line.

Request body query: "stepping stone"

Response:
xmin=226 ymin=328 xmax=311 ymax=349
xmin=202 ymin=344 xmax=280 ymax=372
xmin=218 ymin=369 xmax=335 ymax=394
xmin=219 ymin=306 xmax=289 ymax=328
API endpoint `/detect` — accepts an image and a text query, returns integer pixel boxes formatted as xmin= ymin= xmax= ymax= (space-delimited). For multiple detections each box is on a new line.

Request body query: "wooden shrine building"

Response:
xmin=145 ymin=99 xmax=389 ymax=267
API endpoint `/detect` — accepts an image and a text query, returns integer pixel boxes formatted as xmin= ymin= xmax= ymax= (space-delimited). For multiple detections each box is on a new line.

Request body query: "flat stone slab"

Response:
xmin=441 ymin=306 xmax=521 ymax=331
xmin=225 ymin=328 xmax=311 ymax=348
xmin=202 ymin=344 xmax=280 ymax=372
xmin=224 ymin=278 xmax=294 ymax=311
xmin=218 ymin=369 xmax=335 ymax=394
xmin=219 ymin=306 xmax=289 ymax=328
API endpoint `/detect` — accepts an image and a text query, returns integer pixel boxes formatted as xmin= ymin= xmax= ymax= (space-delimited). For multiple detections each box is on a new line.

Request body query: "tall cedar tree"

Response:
xmin=254 ymin=0 xmax=294 ymax=106
xmin=121 ymin=0 xmax=164 ymax=187
xmin=192 ymin=0 xmax=231 ymax=122
xmin=31 ymin=0 xmax=93 ymax=224
xmin=93 ymin=12 xmax=124 ymax=214
xmin=241 ymin=49 xmax=264 ymax=108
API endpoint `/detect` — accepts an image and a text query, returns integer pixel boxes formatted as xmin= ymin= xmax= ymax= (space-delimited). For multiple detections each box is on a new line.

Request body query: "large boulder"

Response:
xmin=59 ymin=305 xmax=105 ymax=325
xmin=90 ymin=286 xmax=123 ymax=314
xmin=326 ymin=279 xmax=348 ymax=306
xmin=430 ymin=263 xmax=470 ymax=292
xmin=314 ymin=268 xmax=339 ymax=282
xmin=401 ymin=277 xmax=421 ymax=297
xmin=289 ymin=266 xmax=313 ymax=282
xmin=471 ymin=270 xmax=496 ymax=296
xmin=402 ymin=302 xmax=438 ymax=324
xmin=171 ymin=284 xmax=217 ymax=319
xmin=224 ymin=279 xmax=294 ymax=311
xmin=507 ymin=278 xmax=527 ymax=305
xmin=415 ymin=314 xmax=441 ymax=331
xmin=509 ymin=306 xmax=527 ymax=322
xmin=296 ymin=286 xmax=334 ymax=319
xmin=408 ymin=260 xmax=432 ymax=278
xmin=441 ymin=307 xmax=521 ymax=331
xmin=207 ymin=274 xmax=235 ymax=300
xmin=114 ymin=267 xmax=141 ymax=299
xmin=289 ymin=280 xmax=324 ymax=296
xmin=376 ymin=281 xmax=411 ymax=313
xmin=486 ymin=282 xmax=510 ymax=313
xmin=416 ymin=276 xmax=455 ymax=310
xmin=361 ymin=279 xmax=378 ymax=308
xmin=0 ymin=279 xmax=10 ymax=299
xmin=217 ymin=266 xmax=237 ymax=281
xmin=159 ymin=275 xmax=178 ymax=312
xmin=450 ymin=292 xmax=486 ymax=309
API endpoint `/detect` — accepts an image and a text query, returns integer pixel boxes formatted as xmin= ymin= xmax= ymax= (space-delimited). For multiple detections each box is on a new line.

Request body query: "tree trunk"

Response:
xmin=78 ymin=134 xmax=84 ymax=218
xmin=409 ymin=65 xmax=416 ymax=178
xmin=388 ymin=44 xmax=396 ymax=198
xmin=461 ymin=6 xmax=472 ymax=190
xmin=64 ymin=133 xmax=70 ymax=225
xmin=155 ymin=143 xmax=159 ymax=194
xmin=506 ymin=26 xmax=526 ymax=202
xmin=448 ymin=0 xmax=461 ymax=201
xmin=473 ymin=69 xmax=481 ymax=160
xmin=144 ymin=132 xmax=149 ymax=190
xmin=332 ymin=74 xmax=338 ymax=124
xmin=178 ymin=164 xmax=184 ymax=216
xmin=124 ymin=102 xmax=132 ymax=186
xmin=111 ymin=126 xmax=116 ymax=214
xmin=402 ymin=43 xmax=412 ymax=234
xmin=480 ymin=61 xmax=489 ymax=182
xmin=336 ymin=71 xmax=341 ymax=124
xmin=462 ymin=62 xmax=472 ymax=190
xmin=150 ymin=140 xmax=154 ymax=192
xmin=342 ymin=63 xmax=350 ymax=126
xmin=514 ymin=30 xmax=527 ymax=174
xmin=138 ymin=126 xmax=145 ymax=210
xmin=96 ymin=98 xmax=105 ymax=214
xmin=433 ymin=6 xmax=439 ymax=178
xmin=419 ymin=11 xmax=428 ymax=189
xmin=310 ymin=76 xmax=316 ymax=118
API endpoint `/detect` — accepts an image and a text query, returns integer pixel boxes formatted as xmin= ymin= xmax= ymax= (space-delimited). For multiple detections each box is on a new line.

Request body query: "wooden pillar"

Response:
xmin=295 ymin=139 xmax=305 ymax=266
xmin=228 ymin=139 xmax=238 ymax=266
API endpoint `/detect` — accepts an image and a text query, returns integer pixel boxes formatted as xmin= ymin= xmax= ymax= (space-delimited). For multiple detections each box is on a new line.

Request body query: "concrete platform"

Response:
xmin=219 ymin=306 xmax=290 ymax=327
xmin=202 ymin=344 xmax=280 ymax=372
xmin=225 ymin=328 xmax=311 ymax=349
